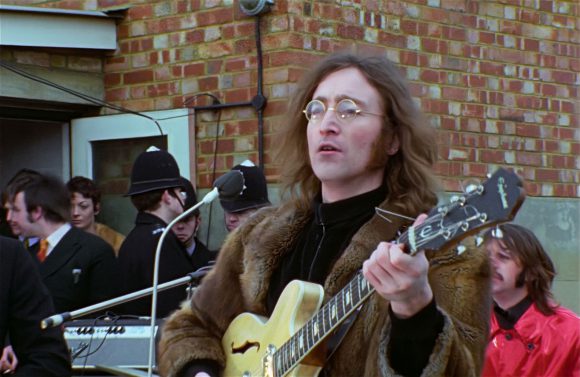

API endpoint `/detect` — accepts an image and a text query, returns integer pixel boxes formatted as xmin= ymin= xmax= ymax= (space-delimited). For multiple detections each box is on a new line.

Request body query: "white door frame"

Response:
xmin=71 ymin=108 xmax=192 ymax=180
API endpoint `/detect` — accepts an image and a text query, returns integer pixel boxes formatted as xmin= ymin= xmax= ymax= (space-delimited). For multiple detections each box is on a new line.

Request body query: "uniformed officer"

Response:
xmin=219 ymin=160 xmax=271 ymax=232
xmin=117 ymin=147 xmax=196 ymax=318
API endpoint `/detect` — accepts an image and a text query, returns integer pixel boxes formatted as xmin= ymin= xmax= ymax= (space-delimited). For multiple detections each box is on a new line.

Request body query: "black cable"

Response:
xmin=255 ymin=15 xmax=266 ymax=171
xmin=183 ymin=92 xmax=221 ymax=108
xmin=204 ymin=108 xmax=222 ymax=247
xmin=0 ymin=59 xmax=164 ymax=136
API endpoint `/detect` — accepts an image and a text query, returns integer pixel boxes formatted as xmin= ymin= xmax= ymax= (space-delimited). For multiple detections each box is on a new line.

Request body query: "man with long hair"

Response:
xmin=159 ymin=53 xmax=491 ymax=377
xmin=483 ymin=223 xmax=579 ymax=376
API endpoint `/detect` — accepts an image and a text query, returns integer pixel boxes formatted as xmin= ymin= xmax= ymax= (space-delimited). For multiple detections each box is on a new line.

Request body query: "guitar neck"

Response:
xmin=273 ymin=272 xmax=375 ymax=376
xmin=271 ymin=168 xmax=526 ymax=376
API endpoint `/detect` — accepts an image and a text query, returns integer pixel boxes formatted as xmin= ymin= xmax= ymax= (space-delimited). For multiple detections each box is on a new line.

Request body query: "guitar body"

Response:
xmin=222 ymin=280 xmax=325 ymax=377
xmin=222 ymin=169 xmax=525 ymax=377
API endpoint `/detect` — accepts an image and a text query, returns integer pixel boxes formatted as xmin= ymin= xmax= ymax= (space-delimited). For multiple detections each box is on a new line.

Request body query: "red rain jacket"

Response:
xmin=483 ymin=303 xmax=580 ymax=377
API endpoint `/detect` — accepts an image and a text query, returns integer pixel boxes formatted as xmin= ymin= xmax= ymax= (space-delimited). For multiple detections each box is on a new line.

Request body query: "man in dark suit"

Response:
xmin=0 ymin=236 xmax=71 ymax=376
xmin=4 ymin=174 xmax=119 ymax=313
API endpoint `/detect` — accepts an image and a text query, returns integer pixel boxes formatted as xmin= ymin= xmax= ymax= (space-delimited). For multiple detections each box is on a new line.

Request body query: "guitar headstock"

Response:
xmin=402 ymin=168 xmax=526 ymax=255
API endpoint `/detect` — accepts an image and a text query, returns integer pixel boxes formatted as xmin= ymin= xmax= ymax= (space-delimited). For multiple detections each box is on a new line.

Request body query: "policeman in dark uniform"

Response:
xmin=172 ymin=177 xmax=216 ymax=269
xmin=117 ymin=147 xmax=199 ymax=318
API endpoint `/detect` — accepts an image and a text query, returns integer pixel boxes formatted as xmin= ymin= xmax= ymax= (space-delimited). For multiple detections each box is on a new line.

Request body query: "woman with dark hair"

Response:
xmin=67 ymin=176 xmax=125 ymax=255
xmin=483 ymin=223 xmax=579 ymax=376
xmin=158 ymin=52 xmax=490 ymax=377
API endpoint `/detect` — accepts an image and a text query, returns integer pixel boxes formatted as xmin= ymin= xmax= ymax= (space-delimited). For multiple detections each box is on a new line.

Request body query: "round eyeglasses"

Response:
xmin=303 ymin=99 xmax=384 ymax=122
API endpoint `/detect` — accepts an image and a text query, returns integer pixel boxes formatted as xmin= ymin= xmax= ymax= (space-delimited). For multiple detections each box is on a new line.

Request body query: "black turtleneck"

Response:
xmin=267 ymin=186 xmax=387 ymax=313
xmin=494 ymin=296 xmax=533 ymax=329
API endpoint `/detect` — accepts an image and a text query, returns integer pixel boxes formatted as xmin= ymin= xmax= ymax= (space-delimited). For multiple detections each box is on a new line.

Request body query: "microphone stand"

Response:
xmin=147 ymin=187 xmax=219 ymax=377
xmin=40 ymin=267 xmax=212 ymax=329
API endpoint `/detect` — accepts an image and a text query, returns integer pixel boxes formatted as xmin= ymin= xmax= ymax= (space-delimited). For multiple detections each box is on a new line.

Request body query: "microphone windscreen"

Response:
xmin=214 ymin=170 xmax=245 ymax=200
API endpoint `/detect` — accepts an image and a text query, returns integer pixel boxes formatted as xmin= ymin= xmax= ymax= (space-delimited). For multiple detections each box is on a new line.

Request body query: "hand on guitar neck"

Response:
xmin=362 ymin=213 xmax=433 ymax=319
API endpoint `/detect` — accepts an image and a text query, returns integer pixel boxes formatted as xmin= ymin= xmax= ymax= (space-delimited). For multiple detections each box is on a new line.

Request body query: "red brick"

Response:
xmin=196 ymin=9 xmax=233 ymax=27
xmin=336 ymin=24 xmax=364 ymax=40
xmin=224 ymin=88 xmax=251 ymax=103
xmin=268 ymin=51 xmax=320 ymax=67
xmin=523 ymin=39 xmax=540 ymax=52
xmin=536 ymin=169 xmax=559 ymax=181
xmin=462 ymin=104 xmax=485 ymax=118
xmin=500 ymin=20 xmax=522 ymax=34
xmin=521 ymin=9 xmax=540 ymax=23
xmin=479 ymin=31 xmax=496 ymax=45
xmin=124 ymin=69 xmax=154 ymax=84
xmin=513 ymin=124 xmax=540 ymax=138
xmin=104 ymin=73 xmax=121 ymax=86
xmin=184 ymin=63 xmax=205 ymax=76
xmin=199 ymin=77 xmax=218 ymax=91
xmin=443 ymin=26 xmax=466 ymax=41
xmin=128 ymin=4 xmax=153 ymax=20
xmin=401 ymin=20 xmax=418 ymax=35
xmin=552 ymin=156 xmax=575 ymax=169
xmin=542 ymin=140 xmax=558 ymax=153
xmin=442 ymin=87 xmax=467 ymax=101
xmin=105 ymin=87 xmax=129 ymax=102
xmin=552 ymin=70 xmax=576 ymax=84
xmin=516 ymin=152 xmax=542 ymax=166
xmin=186 ymin=30 xmax=204 ymax=44
xmin=463 ymin=163 xmax=487 ymax=177
xmin=554 ymin=185 xmax=577 ymax=197
xmin=480 ymin=62 xmax=503 ymax=76
xmin=378 ymin=33 xmax=407 ymax=49
xmin=207 ymin=60 xmax=223 ymax=74
xmin=481 ymin=150 xmax=506 ymax=163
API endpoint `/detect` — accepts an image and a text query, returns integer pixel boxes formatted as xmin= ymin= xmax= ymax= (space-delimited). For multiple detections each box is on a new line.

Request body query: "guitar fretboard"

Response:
xmin=273 ymin=272 xmax=375 ymax=377
xmin=271 ymin=223 xmax=429 ymax=377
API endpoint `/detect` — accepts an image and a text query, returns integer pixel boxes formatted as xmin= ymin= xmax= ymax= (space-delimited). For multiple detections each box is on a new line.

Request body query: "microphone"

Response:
xmin=214 ymin=169 xmax=244 ymax=200
xmin=146 ymin=171 xmax=244 ymax=377
xmin=41 ymin=312 xmax=72 ymax=329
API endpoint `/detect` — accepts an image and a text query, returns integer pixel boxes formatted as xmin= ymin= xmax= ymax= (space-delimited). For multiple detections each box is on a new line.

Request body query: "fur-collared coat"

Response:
xmin=159 ymin=198 xmax=491 ymax=377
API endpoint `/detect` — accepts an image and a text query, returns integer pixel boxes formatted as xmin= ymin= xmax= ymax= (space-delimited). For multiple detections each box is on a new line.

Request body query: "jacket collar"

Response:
xmin=40 ymin=226 xmax=79 ymax=278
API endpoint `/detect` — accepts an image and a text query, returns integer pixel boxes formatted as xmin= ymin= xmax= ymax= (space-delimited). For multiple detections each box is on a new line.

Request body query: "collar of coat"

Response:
xmin=231 ymin=197 xmax=413 ymax=315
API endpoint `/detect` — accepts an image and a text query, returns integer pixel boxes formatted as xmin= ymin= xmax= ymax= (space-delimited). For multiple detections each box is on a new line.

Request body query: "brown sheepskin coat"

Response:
xmin=159 ymin=198 xmax=491 ymax=377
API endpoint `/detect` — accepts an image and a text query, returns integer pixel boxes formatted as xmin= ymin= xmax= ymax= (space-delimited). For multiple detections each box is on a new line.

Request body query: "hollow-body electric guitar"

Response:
xmin=222 ymin=168 xmax=525 ymax=377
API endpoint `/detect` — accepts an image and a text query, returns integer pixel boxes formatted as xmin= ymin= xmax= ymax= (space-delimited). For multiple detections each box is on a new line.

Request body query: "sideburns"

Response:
xmin=366 ymin=131 xmax=390 ymax=171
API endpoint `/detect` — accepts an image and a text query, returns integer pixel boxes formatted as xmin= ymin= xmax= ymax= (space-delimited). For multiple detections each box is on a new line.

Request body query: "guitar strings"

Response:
xmin=264 ymin=193 xmax=485 ymax=376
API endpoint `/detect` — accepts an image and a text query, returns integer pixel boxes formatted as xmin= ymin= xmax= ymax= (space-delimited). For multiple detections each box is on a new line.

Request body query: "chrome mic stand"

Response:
xmin=41 ymin=266 xmax=211 ymax=329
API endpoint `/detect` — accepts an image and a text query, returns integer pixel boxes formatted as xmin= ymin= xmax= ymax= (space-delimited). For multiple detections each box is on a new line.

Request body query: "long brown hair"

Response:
xmin=276 ymin=52 xmax=439 ymax=214
xmin=485 ymin=223 xmax=557 ymax=315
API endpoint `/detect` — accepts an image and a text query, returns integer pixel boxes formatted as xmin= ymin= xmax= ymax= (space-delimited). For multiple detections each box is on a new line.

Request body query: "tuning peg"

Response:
xmin=456 ymin=244 xmax=467 ymax=255
xmin=461 ymin=178 xmax=483 ymax=195
xmin=491 ymin=225 xmax=503 ymax=239
xmin=449 ymin=195 xmax=466 ymax=205
xmin=475 ymin=236 xmax=484 ymax=247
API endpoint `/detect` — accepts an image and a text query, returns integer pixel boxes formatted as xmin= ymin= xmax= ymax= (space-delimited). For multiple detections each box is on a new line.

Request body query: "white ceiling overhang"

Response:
xmin=0 ymin=5 xmax=118 ymax=50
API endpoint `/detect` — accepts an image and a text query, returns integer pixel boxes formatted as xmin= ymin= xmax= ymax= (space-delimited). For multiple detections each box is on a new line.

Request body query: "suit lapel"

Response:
xmin=40 ymin=227 xmax=81 ymax=279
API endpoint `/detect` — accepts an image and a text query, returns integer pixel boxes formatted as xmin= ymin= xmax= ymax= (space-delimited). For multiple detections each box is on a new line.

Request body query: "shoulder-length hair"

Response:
xmin=276 ymin=52 xmax=439 ymax=214
xmin=485 ymin=223 xmax=557 ymax=315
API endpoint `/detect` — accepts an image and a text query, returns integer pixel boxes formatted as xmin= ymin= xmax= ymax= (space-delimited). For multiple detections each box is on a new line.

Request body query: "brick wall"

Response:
xmin=4 ymin=0 xmax=579 ymax=196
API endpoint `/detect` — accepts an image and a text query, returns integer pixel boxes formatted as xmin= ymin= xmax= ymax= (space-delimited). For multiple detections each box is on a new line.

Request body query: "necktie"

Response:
xmin=37 ymin=239 xmax=49 ymax=263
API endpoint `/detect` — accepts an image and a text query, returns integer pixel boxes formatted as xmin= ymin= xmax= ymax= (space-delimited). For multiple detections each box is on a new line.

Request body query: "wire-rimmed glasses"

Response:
xmin=303 ymin=99 xmax=384 ymax=123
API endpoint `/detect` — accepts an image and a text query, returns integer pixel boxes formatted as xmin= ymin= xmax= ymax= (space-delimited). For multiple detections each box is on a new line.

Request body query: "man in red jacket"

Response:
xmin=483 ymin=223 xmax=579 ymax=377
